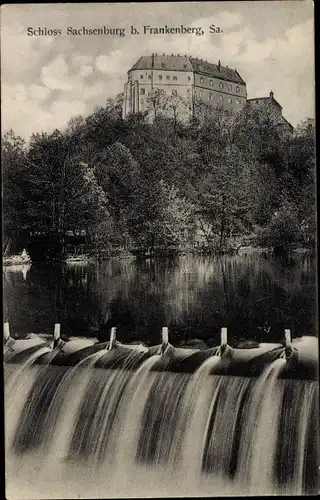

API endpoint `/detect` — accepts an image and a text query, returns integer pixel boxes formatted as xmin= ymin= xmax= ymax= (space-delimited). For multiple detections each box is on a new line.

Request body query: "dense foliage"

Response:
xmin=2 ymin=95 xmax=316 ymax=260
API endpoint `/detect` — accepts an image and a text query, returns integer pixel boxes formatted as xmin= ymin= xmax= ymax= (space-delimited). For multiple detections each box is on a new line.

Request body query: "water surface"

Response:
xmin=3 ymin=253 xmax=317 ymax=346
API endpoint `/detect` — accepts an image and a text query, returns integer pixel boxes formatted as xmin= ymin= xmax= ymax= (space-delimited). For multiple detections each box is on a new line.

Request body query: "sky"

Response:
xmin=1 ymin=1 xmax=315 ymax=139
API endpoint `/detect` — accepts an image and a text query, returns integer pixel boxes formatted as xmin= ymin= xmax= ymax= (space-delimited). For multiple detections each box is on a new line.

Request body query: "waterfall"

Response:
xmin=4 ymin=350 xmax=318 ymax=499
xmin=236 ymin=358 xmax=286 ymax=494
xmin=5 ymin=345 xmax=52 ymax=451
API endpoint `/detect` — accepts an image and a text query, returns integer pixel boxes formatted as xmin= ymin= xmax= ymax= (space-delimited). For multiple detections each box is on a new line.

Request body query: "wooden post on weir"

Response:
xmin=284 ymin=328 xmax=292 ymax=359
xmin=108 ymin=327 xmax=117 ymax=351
xmin=221 ymin=327 xmax=227 ymax=348
xmin=161 ymin=327 xmax=169 ymax=354
xmin=284 ymin=329 xmax=291 ymax=347
xmin=53 ymin=323 xmax=61 ymax=348
xmin=218 ymin=327 xmax=228 ymax=355
xmin=4 ymin=322 xmax=10 ymax=344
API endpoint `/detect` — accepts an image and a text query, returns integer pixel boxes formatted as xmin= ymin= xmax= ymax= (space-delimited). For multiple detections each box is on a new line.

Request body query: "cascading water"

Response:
xmin=5 ymin=346 xmax=318 ymax=499
xmin=5 ymin=345 xmax=52 ymax=451
xmin=236 ymin=358 xmax=286 ymax=495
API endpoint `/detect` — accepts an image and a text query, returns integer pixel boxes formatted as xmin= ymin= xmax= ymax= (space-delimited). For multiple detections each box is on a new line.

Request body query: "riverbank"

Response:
xmin=3 ymin=244 xmax=315 ymax=266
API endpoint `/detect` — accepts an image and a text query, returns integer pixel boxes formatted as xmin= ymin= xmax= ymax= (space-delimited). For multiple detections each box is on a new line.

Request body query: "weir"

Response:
xmin=4 ymin=324 xmax=319 ymax=498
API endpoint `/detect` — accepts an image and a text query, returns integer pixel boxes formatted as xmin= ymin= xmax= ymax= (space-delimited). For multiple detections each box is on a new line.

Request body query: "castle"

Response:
xmin=122 ymin=53 xmax=293 ymax=133
xmin=122 ymin=53 xmax=247 ymax=118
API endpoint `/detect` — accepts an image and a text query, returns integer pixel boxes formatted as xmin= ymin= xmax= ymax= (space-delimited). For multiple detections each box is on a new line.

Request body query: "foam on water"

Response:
xmin=5 ymin=348 xmax=318 ymax=498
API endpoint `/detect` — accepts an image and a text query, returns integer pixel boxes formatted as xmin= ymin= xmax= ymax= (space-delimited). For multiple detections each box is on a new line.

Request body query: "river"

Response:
xmin=3 ymin=252 xmax=317 ymax=346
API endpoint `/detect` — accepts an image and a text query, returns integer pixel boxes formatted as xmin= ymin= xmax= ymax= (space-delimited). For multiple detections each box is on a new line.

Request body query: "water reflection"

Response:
xmin=4 ymin=264 xmax=31 ymax=281
xmin=3 ymin=253 xmax=317 ymax=345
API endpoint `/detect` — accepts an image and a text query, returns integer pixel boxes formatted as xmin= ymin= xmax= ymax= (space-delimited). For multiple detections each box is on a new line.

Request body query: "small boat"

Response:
xmin=3 ymin=249 xmax=31 ymax=266
xmin=64 ymin=254 xmax=91 ymax=264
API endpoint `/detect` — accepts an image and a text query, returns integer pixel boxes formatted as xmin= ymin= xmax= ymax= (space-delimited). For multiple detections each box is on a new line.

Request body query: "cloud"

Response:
xmin=42 ymin=56 xmax=72 ymax=91
xmin=2 ymin=82 xmax=53 ymax=138
xmin=79 ymin=65 xmax=94 ymax=77
xmin=72 ymin=54 xmax=93 ymax=68
xmin=28 ymin=84 xmax=51 ymax=101
xmin=81 ymin=81 xmax=106 ymax=101
xmin=95 ymin=50 xmax=131 ymax=75
xmin=195 ymin=11 xmax=244 ymax=30
xmin=49 ymin=99 xmax=87 ymax=128
xmin=232 ymin=18 xmax=315 ymax=124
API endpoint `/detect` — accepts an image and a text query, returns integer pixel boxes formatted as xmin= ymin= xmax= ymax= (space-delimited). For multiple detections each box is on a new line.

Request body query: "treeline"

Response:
xmin=2 ymin=95 xmax=316 ymax=260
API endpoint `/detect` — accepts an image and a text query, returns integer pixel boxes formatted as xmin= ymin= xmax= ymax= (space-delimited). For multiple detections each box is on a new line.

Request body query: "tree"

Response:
xmin=129 ymin=180 xmax=194 ymax=252
xmin=63 ymin=160 xmax=110 ymax=242
xmin=192 ymin=104 xmax=237 ymax=158
xmin=2 ymin=130 xmax=28 ymax=252
xmin=104 ymin=92 xmax=124 ymax=119
xmin=145 ymin=88 xmax=168 ymax=121
xmin=195 ymin=146 xmax=253 ymax=249
xmin=3 ymin=93 xmax=315 ymax=258
xmin=233 ymin=103 xmax=290 ymax=176
xmin=257 ymin=202 xmax=301 ymax=247
xmin=26 ymin=130 xmax=69 ymax=238
xmin=165 ymin=94 xmax=190 ymax=133
xmin=94 ymin=142 xmax=142 ymax=246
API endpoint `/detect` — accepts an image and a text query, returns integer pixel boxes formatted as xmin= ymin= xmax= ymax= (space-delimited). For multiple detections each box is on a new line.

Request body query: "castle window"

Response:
xmin=209 ymin=93 xmax=213 ymax=100
xmin=220 ymin=95 xmax=223 ymax=101
xmin=140 ymin=88 xmax=145 ymax=95
xmin=161 ymin=63 xmax=165 ymax=68
xmin=183 ymin=64 xmax=187 ymax=69
xmin=228 ymin=97 xmax=232 ymax=103
xmin=200 ymin=77 xmax=204 ymax=84
xmin=199 ymin=90 xmax=202 ymax=98
xmin=236 ymin=99 xmax=240 ymax=104
xmin=188 ymin=76 xmax=191 ymax=81
xmin=236 ymin=86 xmax=240 ymax=92
xmin=219 ymin=82 xmax=223 ymax=88
xmin=228 ymin=84 xmax=232 ymax=90
xmin=140 ymin=75 xmax=144 ymax=79
xmin=209 ymin=79 xmax=213 ymax=86
xmin=159 ymin=75 xmax=163 ymax=80
xmin=148 ymin=75 xmax=151 ymax=79
xmin=172 ymin=90 xmax=177 ymax=96
xmin=166 ymin=75 xmax=170 ymax=80
xmin=173 ymin=76 xmax=177 ymax=80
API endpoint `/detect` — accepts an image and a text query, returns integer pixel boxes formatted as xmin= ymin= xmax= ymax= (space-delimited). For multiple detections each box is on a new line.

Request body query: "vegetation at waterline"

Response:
xmin=2 ymin=95 xmax=316 ymax=261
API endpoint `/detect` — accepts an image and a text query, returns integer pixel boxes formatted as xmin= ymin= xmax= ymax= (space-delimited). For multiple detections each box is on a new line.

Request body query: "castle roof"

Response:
xmin=189 ymin=57 xmax=245 ymax=85
xmin=131 ymin=54 xmax=194 ymax=72
xmin=247 ymin=96 xmax=283 ymax=110
xmin=129 ymin=54 xmax=246 ymax=85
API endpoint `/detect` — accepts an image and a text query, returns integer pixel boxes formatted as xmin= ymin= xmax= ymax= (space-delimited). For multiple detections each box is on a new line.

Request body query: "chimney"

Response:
xmin=270 ymin=90 xmax=274 ymax=99
xmin=218 ymin=59 xmax=221 ymax=71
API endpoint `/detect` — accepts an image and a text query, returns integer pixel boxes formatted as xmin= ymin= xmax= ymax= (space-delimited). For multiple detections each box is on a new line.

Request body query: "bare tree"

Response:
xmin=145 ymin=88 xmax=168 ymax=120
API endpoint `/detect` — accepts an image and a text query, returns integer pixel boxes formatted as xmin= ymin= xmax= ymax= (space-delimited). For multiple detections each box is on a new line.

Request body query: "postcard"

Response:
xmin=2 ymin=1 xmax=317 ymax=498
